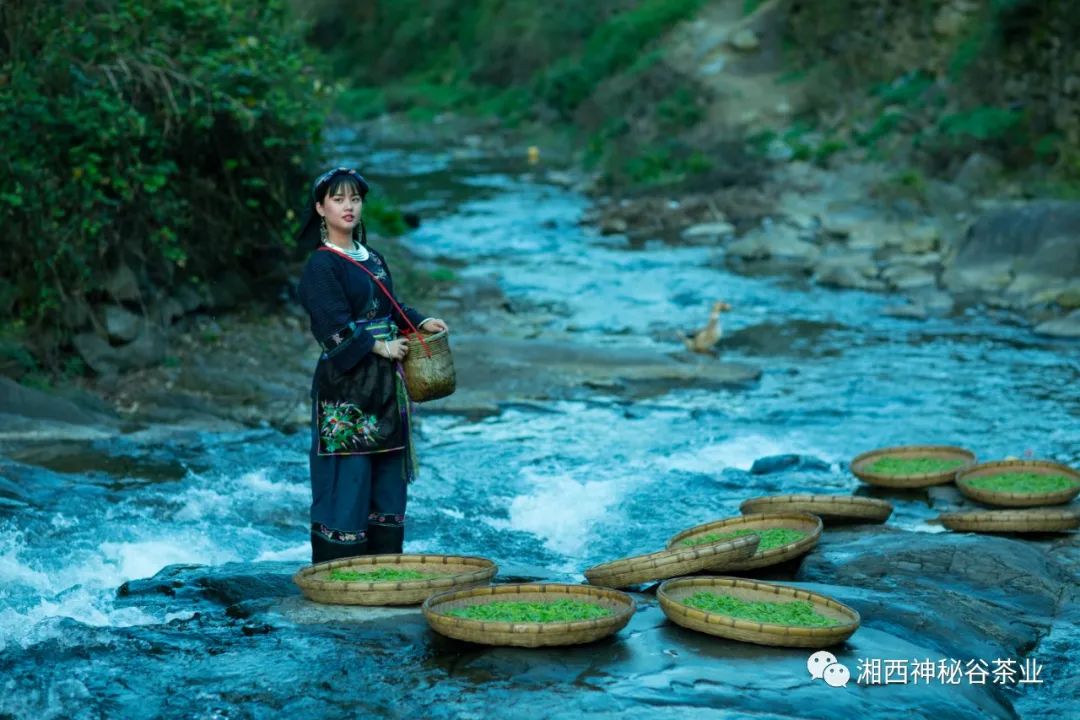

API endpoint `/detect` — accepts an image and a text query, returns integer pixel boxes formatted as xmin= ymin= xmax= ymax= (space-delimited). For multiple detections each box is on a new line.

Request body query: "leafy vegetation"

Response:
xmin=865 ymin=457 xmax=967 ymax=476
xmin=681 ymin=592 xmax=841 ymax=627
xmin=681 ymin=528 xmax=808 ymax=551
xmin=444 ymin=599 xmax=614 ymax=623
xmin=782 ymin=0 xmax=1080 ymax=189
xmin=302 ymin=0 xmax=710 ymax=187
xmin=536 ymin=0 xmax=707 ymax=119
xmin=328 ymin=568 xmax=441 ymax=582
xmin=964 ymin=472 xmax=1079 ymax=494
xmin=0 ymin=0 xmax=327 ymax=361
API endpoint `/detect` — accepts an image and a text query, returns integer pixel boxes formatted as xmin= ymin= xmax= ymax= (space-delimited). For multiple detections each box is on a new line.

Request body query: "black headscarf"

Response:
xmin=296 ymin=167 xmax=371 ymax=249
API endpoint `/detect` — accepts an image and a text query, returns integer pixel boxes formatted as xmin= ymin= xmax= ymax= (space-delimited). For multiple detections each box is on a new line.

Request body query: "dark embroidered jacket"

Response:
xmin=298 ymin=247 xmax=426 ymax=455
xmin=298 ymin=248 xmax=426 ymax=376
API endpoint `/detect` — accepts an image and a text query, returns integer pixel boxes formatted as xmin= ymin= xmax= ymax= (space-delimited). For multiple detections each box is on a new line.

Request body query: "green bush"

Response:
xmin=938 ymin=107 xmax=1026 ymax=143
xmin=617 ymin=144 xmax=711 ymax=186
xmin=310 ymin=0 xmax=704 ymax=122
xmin=0 ymin=0 xmax=326 ymax=357
xmin=364 ymin=198 xmax=408 ymax=238
xmin=872 ymin=71 xmax=934 ymax=106
xmin=537 ymin=0 xmax=706 ymax=118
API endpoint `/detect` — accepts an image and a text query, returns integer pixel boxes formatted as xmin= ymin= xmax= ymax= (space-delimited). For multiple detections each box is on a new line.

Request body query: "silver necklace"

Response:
xmin=324 ymin=238 xmax=370 ymax=262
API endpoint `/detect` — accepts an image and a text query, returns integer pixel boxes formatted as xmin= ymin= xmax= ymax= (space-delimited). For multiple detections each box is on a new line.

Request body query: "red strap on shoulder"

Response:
xmin=318 ymin=247 xmax=432 ymax=357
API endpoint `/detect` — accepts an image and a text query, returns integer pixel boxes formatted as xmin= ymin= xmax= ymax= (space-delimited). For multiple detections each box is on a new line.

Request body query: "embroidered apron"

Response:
xmin=313 ymin=316 xmax=418 ymax=479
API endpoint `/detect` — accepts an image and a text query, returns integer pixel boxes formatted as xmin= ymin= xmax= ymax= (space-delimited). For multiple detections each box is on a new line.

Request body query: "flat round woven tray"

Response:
xmin=851 ymin=444 xmax=975 ymax=488
xmin=666 ymin=512 xmax=823 ymax=571
xmin=292 ymin=554 xmax=497 ymax=606
xmin=955 ymin=459 xmax=1080 ymax=508
xmin=938 ymin=508 xmax=1080 ymax=534
xmin=657 ymin=576 xmax=860 ymax=648
xmin=422 ymin=582 xmax=635 ymax=647
xmin=583 ymin=535 xmax=759 ymax=589
xmin=739 ymin=494 xmax=893 ymax=524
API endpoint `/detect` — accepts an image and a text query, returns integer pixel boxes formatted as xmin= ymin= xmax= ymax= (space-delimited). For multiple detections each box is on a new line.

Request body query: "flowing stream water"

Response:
xmin=1 ymin=129 xmax=1077 ymax=718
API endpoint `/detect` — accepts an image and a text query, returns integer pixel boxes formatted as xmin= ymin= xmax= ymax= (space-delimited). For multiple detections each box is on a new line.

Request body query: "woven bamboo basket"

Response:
xmin=657 ymin=576 xmax=860 ymax=648
xmin=938 ymin=508 xmax=1080 ymax=534
xmin=851 ymin=444 xmax=975 ymax=488
xmin=292 ymin=553 xmax=496 ymax=606
xmin=666 ymin=512 xmax=823 ymax=571
xmin=583 ymin=535 xmax=759 ymax=589
xmin=402 ymin=329 xmax=456 ymax=402
xmin=740 ymin=494 xmax=893 ymax=524
xmin=955 ymin=459 xmax=1080 ymax=508
xmin=422 ymin=582 xmax=635 ymax=647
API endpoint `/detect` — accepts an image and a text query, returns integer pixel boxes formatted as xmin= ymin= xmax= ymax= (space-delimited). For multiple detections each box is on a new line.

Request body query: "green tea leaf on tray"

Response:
xmin=327 ymin=568 xmax=441 ymax=582
xmin=682 ymin=592 xmax=840 ymax=627
xmin=681 ymin=528 xmax=807 ymax=550
xmin=966 ymin=472 xmax=1078 ymax=494
xmin=445 ymin=599 xmax=614 ymax=623
xmin=866 ymin=456 xmax=966 ymax=475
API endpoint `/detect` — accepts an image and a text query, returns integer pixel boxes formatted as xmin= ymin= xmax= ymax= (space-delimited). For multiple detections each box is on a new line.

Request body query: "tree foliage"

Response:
xmin=0 ymin=0 xmax=327 ymax=355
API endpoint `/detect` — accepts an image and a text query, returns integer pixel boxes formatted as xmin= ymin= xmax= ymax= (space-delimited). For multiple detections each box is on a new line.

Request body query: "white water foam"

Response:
xmin=0 ymin=525 xmax=163 ymax=651
xmin=656 ymin=433 xmax=835 ymax=474
xmin=0 ymin=466 xmax=307 ymax=650
xmin=485 ymin=468 xmax=622 ymax=558
xmin=173 ymin=468 xmax=307 ymax=524
xmin=255 ymin=542 xmax=309 ymax=562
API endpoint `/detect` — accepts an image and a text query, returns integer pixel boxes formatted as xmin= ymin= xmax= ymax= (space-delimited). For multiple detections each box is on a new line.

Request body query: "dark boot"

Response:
xmin=366 ymin=524 xmax=404 ymax=555
xmin=310 ymin=531 xmax=368 ymax=564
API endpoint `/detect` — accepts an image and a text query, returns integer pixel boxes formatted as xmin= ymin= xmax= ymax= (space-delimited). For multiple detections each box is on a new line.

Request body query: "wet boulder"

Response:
xmin=1034 ymin=309 xmax=1080 ymax=338
xmin=749 ymin=454 xmax=831 ymax=475
xmin=726 ymin=224 xmax=820 ymax=267
xmin=0 ymin=377 xmax=114 ymax=427
xmin=943 ymin=200 xmax=1080 ymax=307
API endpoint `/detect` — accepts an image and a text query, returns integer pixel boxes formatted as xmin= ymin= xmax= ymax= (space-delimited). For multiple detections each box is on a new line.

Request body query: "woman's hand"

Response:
xmin=420 ymin=318 xmax=448 ymax=333
xmin=374 ymin=338 xmax=409 ymax=361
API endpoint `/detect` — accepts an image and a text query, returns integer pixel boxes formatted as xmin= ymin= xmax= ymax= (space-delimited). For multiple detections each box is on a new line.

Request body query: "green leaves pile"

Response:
xmin=0 ymin=0 xmax=326 ymax=355
xmin=966 ymin=472 xmax=1078 ymax=494
xmin=328 ymin=568 xmax=440 ymax=582
xmin=445 ymin=599 xmax=614 ymax=623
xmin=866 ymin=457 xmax=967 ymax=475
xmin=682 ymin=592 xmax=840 ymax=628
xmin=681 ymin=528 xmax=808 ymax=551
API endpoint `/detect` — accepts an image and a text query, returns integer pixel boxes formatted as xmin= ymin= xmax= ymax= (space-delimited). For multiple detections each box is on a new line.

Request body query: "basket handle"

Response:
xmin=318 ymin=247 xmax=433 ymax=358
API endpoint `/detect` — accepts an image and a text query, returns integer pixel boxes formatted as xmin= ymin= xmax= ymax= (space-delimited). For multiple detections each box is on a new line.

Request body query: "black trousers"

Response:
xmin=309 ymin=400 xmax=408 ymax=564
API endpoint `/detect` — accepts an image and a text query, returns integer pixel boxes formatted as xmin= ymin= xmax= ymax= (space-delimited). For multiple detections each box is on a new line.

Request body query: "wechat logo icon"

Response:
xmin=808 ymin=651 xmax=850 ymax=688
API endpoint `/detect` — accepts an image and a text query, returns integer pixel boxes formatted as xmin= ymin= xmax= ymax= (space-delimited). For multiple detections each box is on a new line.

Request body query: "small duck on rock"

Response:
xmin=679 ymin=300 xmax=732 ymax=354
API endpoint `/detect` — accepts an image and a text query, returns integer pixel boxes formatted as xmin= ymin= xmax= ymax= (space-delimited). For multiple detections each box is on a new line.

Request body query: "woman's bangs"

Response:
xmin=325 ymin=175 xmax=363 ymax=198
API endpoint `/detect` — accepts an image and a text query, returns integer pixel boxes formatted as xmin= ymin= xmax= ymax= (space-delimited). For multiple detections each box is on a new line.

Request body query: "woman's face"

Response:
xmin=316 ymin=181 xmax=363 ymax=235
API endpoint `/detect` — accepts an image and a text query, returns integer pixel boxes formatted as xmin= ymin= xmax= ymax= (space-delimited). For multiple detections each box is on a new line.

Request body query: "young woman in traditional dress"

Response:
xmin=296 ymin=167 xmax=447 ymax=564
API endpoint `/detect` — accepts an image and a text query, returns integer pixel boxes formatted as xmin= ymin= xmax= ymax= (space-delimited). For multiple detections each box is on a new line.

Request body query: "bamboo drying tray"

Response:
xmin=938 ymin=508 xmax=1080 ymax=534
xmin=850 ymin=444 xmax=975 ymax=488
xmin=583 ymin=535 xmax=759 ymax=589
xmin=293 ymin=553 xmax=497 ymax=606
xmin=740 ymin=494 xmax=893 ymax=524
xmin=956 ymin=459 xmax=1080 ymax=508
xmin=422 ymin=582 xmax=635 ymax=647
xmin=658 ymin=576 xmax=860 ymax=648
xmin=666 ymin=512 xmax=823 ymax=571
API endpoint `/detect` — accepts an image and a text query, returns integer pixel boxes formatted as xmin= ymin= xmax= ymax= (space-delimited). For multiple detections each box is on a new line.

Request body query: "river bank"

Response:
xmin=585 ymin=156 xmax=1080 ymax=338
